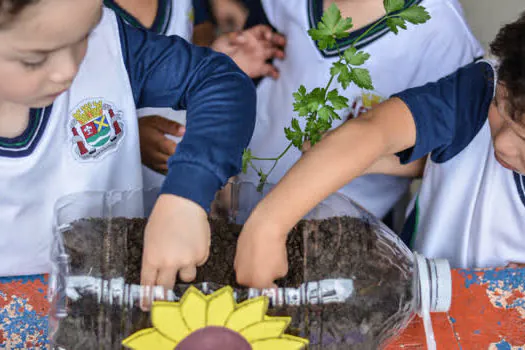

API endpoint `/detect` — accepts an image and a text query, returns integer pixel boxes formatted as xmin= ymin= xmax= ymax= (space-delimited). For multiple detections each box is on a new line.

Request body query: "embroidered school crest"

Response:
xmin=69 ymin=99 xmax=124 ymax=160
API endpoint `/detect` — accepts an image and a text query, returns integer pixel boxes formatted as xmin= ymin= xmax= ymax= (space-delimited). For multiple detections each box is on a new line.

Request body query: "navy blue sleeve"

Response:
xmin=393 ymin=61 xmax=495 ymax=164
xmin=116 ymin=16 xmax=256 ymax=212
xmin=192 ymin=0 xmax=212 ymax=25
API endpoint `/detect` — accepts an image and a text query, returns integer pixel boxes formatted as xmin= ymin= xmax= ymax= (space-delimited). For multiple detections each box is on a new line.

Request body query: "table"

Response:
xmin=0 ymin=268 xmax=523 ymax=349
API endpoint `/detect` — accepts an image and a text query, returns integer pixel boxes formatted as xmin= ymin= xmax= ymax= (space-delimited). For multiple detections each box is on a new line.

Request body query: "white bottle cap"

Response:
xmin=428 ymin=258 xmax=452 ymax=313
xmin=414 ymin=253 xmax=452 ymax=350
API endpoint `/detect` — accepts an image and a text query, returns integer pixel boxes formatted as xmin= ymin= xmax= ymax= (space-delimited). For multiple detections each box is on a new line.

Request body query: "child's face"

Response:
xmin=0 ymin=0 xmax=103 ymax=108
xmin=489 ymin=84 xmax=525 ymax=175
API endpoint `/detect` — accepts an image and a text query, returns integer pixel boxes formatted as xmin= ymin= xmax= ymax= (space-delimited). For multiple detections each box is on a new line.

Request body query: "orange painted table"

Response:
xmin=0 ymin=267 xmax=524 ymax=349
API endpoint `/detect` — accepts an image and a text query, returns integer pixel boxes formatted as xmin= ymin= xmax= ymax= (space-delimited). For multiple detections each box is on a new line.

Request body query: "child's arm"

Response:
xmin=115 ymin=16 xmax=256 ymax=290
xmin=254 ymin=98 xmax=417 ymax=230
xmin=233 ymin=99 xmax=416 ymax=288
xmin=234 ymin=61 xmax=495 ymax=288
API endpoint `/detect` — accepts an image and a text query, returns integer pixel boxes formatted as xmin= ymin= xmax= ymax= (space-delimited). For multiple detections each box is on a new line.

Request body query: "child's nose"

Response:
xmin=49 ymin=51 xmax=79 ymax=85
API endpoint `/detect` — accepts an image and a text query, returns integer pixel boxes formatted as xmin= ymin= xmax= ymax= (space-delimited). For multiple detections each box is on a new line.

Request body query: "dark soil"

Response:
xmin=53 ymin=216 xmax=414 ymax=350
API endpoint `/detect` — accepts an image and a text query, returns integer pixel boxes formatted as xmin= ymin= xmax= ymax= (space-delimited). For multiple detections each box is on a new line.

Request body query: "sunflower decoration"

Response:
xmin=122 ymin=286 xmax=309 ymax=350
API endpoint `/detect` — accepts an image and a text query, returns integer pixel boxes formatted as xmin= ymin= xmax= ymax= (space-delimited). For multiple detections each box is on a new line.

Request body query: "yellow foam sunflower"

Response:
xmin=122 ymin=286 xmax=308 ymax=350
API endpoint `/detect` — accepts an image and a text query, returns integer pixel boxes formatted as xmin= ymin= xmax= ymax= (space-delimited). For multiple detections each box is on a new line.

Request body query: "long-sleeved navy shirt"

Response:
xmin=117 ymin=16 xmax=256 ymax=211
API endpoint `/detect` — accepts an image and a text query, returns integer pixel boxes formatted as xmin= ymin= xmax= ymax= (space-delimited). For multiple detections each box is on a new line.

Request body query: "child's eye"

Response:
xmin=21 ymin=58 xmax=47 ymax=70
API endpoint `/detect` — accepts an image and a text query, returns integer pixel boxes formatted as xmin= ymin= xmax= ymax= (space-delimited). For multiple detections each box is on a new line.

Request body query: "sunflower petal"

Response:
xmin=180 ymin=286 xmax=207 ymax=331
xmin=206 ymin=287 xmax=235 ymax=326
xmin=122 ymin=328 xmax=178 ymax=350
xmin=240 ymin=318 xmax=290 ymax=342
xmin=225 ymin=297 xmax=268 ymax=332
xmin=151 ymin=302 xmax=190 ymax=342
xmin=251 ymin=335 xmax=309 ymax=350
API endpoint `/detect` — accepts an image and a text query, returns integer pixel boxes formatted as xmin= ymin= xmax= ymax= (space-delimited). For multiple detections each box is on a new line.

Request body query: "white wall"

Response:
xmin=458 ymin=0 xmax=524 ymax=52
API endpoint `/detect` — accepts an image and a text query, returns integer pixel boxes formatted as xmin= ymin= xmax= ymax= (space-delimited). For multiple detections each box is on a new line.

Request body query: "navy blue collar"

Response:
xmin=0 ymin=106 xmax=52 ymax=158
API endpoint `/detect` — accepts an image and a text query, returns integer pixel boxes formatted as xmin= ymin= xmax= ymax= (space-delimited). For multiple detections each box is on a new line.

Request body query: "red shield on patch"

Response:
xmin=81 ymin=121 xmax=97 ymax=138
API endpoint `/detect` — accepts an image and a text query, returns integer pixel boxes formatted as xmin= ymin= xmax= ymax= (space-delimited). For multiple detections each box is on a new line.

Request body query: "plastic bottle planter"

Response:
xmin=49 ymin=184 xmax=451 ymax=349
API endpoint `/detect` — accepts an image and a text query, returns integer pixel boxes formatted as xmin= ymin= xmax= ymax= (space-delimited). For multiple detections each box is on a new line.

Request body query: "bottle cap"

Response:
xmin=428 ymin=258 xmax=452 ymax=313
xmin=414 ymin=253 xmax=452 ymax=350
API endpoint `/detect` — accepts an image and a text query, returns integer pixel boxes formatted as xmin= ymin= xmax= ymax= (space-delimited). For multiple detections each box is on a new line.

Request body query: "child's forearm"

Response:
xmin=248 ymin=98 xmax=417 ymax=235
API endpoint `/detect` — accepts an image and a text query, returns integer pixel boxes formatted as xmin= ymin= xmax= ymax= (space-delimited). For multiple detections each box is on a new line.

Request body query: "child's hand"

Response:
xmin=141 ymin=194 xmax=211 ymax=292
xmin=212 ymin=25 xmax=286 ymax=79
xmin=234 ymin=216 xmax=288 ymax=288
xmin=139 ymin=116 xmax=186 ymax=174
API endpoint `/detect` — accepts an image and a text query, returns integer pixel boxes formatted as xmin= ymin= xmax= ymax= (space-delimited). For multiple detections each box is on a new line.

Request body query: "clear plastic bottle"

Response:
xmin=49 ymin=182 xmax=451 ymax=350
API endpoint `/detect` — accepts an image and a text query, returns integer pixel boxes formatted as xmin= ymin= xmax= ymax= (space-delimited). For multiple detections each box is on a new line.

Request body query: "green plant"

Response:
xmin=242 ymin=1 xmax=431 ymax=192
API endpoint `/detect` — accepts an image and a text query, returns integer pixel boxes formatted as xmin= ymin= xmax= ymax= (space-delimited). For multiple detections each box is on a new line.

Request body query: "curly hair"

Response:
xmin=0 ymin=0 xmax=39 ymax=26
xmin=490 ymin=12 xmax=525 ymax=122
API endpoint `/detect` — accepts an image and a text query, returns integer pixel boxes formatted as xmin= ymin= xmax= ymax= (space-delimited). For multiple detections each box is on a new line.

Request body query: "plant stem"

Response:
xmin=250 ymin=142 xmax=294 ymax=161
xmin=350 ymin=15 xmax=390 ymax=49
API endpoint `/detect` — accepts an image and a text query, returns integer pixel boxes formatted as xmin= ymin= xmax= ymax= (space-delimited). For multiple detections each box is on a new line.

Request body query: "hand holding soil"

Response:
xmin=234 ymin=215 xmax=289 ymax=288
xmin=141 ymin=194 xmax=211 ymax=293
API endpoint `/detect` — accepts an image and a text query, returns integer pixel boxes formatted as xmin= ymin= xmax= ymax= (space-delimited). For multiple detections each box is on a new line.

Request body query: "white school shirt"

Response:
xmin=0 ymin=10 xmax=142 ymax=276
xmin=240 ymin=0 xmax=484 ymax=218
xmin=397 ymin=61 xmax=525 ymax=268
xmin=105 ymin=0 xmax=195 ymax=190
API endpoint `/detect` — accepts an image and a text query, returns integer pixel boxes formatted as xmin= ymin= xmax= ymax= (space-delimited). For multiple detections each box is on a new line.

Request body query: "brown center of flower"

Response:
xmin=175 ymin=326 xmax=252 ymax=350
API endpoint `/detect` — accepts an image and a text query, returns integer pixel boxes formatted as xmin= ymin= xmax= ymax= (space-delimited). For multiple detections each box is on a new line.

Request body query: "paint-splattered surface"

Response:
xmin=387 ymin=268 xmax=525 ymax=349
xmin=0 ymin=269 xmax=523 ymax=349
xmin=0 ymin=275 xmax=48 ymax=349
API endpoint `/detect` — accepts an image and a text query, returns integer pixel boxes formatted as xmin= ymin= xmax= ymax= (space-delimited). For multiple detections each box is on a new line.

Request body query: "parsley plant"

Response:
xmin=242 ymin=1 xmax=430 ymax=192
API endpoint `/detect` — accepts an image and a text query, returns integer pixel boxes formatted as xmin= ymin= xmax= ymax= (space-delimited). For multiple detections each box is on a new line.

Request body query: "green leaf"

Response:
xmin=284 ymin=127 xmax=304 ymax=148
xmin=399 ymin=5 xmax=431 ymax=24
xmin=294 ymin=85 xmax=307 ymax=98
xmin=327 ymin=89 xmax=349 ymax=110
xmin=241 ymin=149 xmax=252 ymax=173
xmin=307 ymin=3 xmax=352 ymax=50
xmin=293 ymin=85 xmax=309 ymax=116
xmin=337 ymin=65 xmax=352 ymax=89
xmin=343 ymin=47 xmax=371 ymax=66
xmin=307 ymin=88 xmax=326 ymax=113
xmin=318 ymin=105 xmax=335 ymax=122
xmin=291 ymin=118 xmax=301 ymax=132
xmin=330 ymin=61 xmax=346 ymax=77
xmin=384 ymin=0 xmax=405 ymax=14
xmin=351 ymin=68 xmax=374 ymax=90
xmin=293 ymin=103 xmax=309 ymax=117
xmin=386 ymin=17 xmax=407 ymax=34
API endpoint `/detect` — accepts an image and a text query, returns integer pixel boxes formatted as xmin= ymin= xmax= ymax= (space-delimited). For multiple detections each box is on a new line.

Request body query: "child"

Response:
xmin=234 ymin=13 xmax=525 ymax=288
xmin=104 ymin=0 xmax=285 ymax=189
xmin=238 ymin=0 xmax=483 ymax=221
xmin=0 ymin=0 xmax=255 ymax=292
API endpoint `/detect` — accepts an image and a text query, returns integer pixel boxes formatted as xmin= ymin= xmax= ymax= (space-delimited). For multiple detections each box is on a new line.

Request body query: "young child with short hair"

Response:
xmin=234 ymin=13 xmax=525 ymax=288
xmin=0 ymin=0 xmax=255 ymax=292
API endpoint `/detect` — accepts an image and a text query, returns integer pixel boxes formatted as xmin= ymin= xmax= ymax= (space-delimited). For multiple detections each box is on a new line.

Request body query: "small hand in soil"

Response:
xmin=141 ymin=194 xmax=211 ymax=292
xmin=234 ymin=217 xmax=289 ymax=288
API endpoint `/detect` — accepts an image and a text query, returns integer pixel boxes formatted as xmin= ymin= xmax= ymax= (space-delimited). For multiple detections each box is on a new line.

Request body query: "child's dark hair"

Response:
xmin=490 ymin=12 xmax=525 ymax=122
xmin=0 ymin=0 xmax=38 ymax=25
